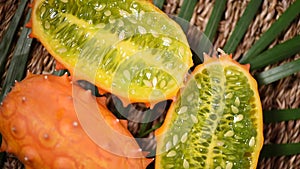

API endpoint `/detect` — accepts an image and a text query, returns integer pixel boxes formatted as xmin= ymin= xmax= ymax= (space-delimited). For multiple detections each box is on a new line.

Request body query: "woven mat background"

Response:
xmin=0 ymin=0 xmax=300 ymax=168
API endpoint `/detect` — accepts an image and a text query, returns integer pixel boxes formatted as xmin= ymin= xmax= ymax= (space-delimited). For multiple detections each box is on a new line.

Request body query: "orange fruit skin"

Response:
xmin=0 ymin=74 xmax=152 ymax=169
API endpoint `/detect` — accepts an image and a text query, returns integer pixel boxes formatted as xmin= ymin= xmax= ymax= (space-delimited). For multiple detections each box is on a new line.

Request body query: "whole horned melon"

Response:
xmin=155 ymin=53 xmax=263 ymax=169
xmin=29 ymin=0 xmax=193 ymax=104
xmin=0 ymin=74 xmax=152 ymax=169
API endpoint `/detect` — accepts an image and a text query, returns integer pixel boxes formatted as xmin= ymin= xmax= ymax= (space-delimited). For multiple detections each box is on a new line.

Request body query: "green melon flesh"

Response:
xmin=156 ymin=56 xmax=263 ymax=169
xmin=32 ymin=0 xmax=193 ymax=103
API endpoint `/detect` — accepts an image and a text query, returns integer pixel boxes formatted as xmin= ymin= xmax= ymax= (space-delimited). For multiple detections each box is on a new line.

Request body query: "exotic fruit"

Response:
xmin=30 ymin=0 xmax=193 ymax=103
xmin=155 ymin=53 xmax=263 ymax=169
xmin=0 ymin=74 xmax=152 ymax=169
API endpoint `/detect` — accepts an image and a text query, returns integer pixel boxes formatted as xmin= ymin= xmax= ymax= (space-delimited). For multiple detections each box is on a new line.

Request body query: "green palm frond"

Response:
xmin=0 ymin=10 xmax=32 ymax=101
xmin=204 ymin=0 xmax=227 ymax=42
xmin=223 ymin=0 xmax=262 ymax=54
xmin=256 ymin=59 xmax=300 ymax=85
xmin=249 ymin=35 xmax=300 ymax=70
xmin=178 ymin=0 xmax=198 ymax=21
xmin=239 ymin=0 xmax=300 ymax=63
xmin=0 ymin=0 xmax=28 ymax=79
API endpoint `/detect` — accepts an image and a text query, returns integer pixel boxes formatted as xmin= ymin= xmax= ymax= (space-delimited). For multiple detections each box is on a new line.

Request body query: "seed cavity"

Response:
xmin=109 ymin=17 xmax=116 ymax=24
xmin=159 ymin=80 xmax=166 ymax=88
xmin=178 ymin=106 xmax=188 ymax=114
xmin=123 ymin=70 xmax=131 ymax=80
xmin=249 ymin=137 xmax=255 ymax=147
xmin=162 ymin=37 xmax=172 ymax=46
xmin=166 ymin=164 xmax=174 ymax=168
xmin=231 ymin=105 xmax=239 ymax=114
xmin=166 ymin=150 xmax=176 ymax=157
xmin=187 ymin=93 xmax=194 ymax=102
xmin=216 ymin=141 xmax=224 ymax=146
xmin=165 ymin=141 xmax=172 ymax=151
xmin=118 ymin=20 xmax=124 ymax=27
xmin=119 ymin=10 xmax=129 ymax=17
xmin=183 ymin=159 xmax=189 ymax=169
xmin=173 ymin=135 xmax=178 ymax=146
xmin=224 ymin=130 xmax=234 ymax=137
xmin=234 ymin=114 xmax=243 ymax=123
xmin=119 ymin=30 xmax=125 ymax=40
xmin=143 ymin=80 xmax=152 ymax=87
xmin=96 ymin=23 xmax=105 ymax=29
xmin=226 ymin=162 xmax=233 ymax=169
xmin=181 ymin=133 xmax=188 ymax=143
xmin=152 ymin=77 xmax=158 ymax=87
xmin=137 ymin=26 xmax=147 ymax=34
xmin=150 ymin=29 xmax=159 ymax=37
xmin=44 ymin=21 xmax=50 ymax=29
xmin=225 ymin=93 xmax=233 ymax=99
xmin=94 ymin=4 xmax=106 ymax=11
xmin=57 ymin=47 xmax=67 ymax=54
xmin=234 ymin=97 xmax=240 ymax=106
xmin=191 ymin=114 xmax=198 ymax=123
xmin=104 ymin=10 xmax=111 ymax=16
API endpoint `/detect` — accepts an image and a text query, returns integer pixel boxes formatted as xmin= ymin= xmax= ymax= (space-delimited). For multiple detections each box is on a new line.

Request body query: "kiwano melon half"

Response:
xmin=0 ymin=74 xmax=152 ymax=169
xmin=30 ymin=0 xmax=193 ymax=103
xmin=155 ymin=54 xmax=263 ymax=169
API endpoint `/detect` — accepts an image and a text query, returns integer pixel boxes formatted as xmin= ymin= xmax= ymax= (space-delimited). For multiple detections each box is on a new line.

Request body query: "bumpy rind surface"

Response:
xmin=155 ymin=54 xmax=263 ymax=169
xmin=30 ymin=0 xmax=193 ymax=103
xmin=0 ymin=74 xmax=152 ymax=169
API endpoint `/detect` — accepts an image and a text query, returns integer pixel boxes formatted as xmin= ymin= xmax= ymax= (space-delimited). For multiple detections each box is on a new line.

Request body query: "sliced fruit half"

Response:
xmin=155 ymin=53 xmax=263 ymax=169
xmin=30 ymin=0 xmax=193 ymax=103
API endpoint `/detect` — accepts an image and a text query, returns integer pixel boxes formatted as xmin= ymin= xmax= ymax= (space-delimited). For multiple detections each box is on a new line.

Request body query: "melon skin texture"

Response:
xmin=155 ymin=54 xmax=263 ymax=169
xmin=30 ymin=0 xmax=193 ymax=104
xmin=0 ymin=74 xmax=151 ymax=169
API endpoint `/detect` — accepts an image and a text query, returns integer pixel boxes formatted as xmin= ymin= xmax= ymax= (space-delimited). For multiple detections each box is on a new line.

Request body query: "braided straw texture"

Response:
xmin=0 ymin=0 xmax=300 ymax=168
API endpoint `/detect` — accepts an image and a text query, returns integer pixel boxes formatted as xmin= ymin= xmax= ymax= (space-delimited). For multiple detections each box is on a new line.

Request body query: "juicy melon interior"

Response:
xmin=31 ymin=0 xmax=193 ymax=103
xmin=155 ymin=55 xmax=263 ymax=169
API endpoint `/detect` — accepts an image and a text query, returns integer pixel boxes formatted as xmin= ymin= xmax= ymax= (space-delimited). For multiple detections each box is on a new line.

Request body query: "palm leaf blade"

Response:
xmin=223 ymin=0 xmax=262 ymax=54
xmin=0 ymin=0 xmax=28 ymax=78
xmin=250 ymin=35 xmax=300 ymax=70
xmin=0 ymin=11 xmax=33 ymax=101
xmin=240 ymin=0 xmax=300 ymax=63
xmin=204 ymin=0 xmax=227 ymax=42
xmin=256 ymin=59 xmax=300 ymax=85
xmin=178 ymin=0 xmax=198 ymax=21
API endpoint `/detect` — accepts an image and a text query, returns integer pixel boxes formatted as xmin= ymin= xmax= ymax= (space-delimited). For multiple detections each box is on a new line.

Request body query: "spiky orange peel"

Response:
xmin=155 ymin=53 xmax=263 ymax=169
xmin=0 ymin=74 xmax=152 ymax=169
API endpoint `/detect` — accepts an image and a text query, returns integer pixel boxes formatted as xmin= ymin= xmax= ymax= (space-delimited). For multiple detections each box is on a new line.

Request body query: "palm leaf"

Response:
xmin=255 ymin=59 xmax=300 ymax=85
xmin=0 ymin=0 xmax=28 ymax=79
xmin=204 ymin=0 xmax=227 ymax=42
xmin=0 ymin=11 xmax=33 ymax=101
xmin=178 ymin=0 xmax=198 ymax=21
xmin=263 ymin=109 xmax=300 ymax=123
xmin=249 ymin=35 xmax=300 ymax=70
xmin=240 ymin=0 xmax=300 ymax=63
xmin=223 ymin=0 xmax=262 ymax=54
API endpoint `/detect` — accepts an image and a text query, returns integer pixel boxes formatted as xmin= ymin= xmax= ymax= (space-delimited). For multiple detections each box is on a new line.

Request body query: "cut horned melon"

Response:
xmin=155 ymin=53 xmax=263 ymax=169
xmin=30 ymin=0 xmax=193 ymax=103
